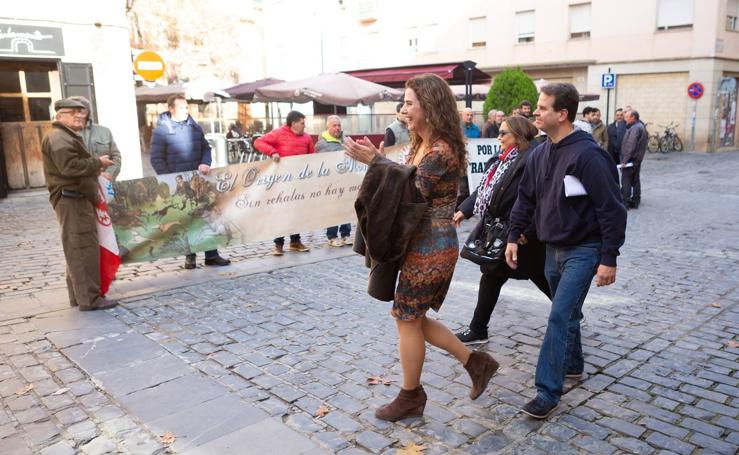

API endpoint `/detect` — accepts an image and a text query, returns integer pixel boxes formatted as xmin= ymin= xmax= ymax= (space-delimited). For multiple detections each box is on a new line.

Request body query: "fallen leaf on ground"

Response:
xmin=160 ymin=432 xmax=176 ymax=444
xmin=396 ymin=442 xmax=426 ymax=455
xmin=367 ymin=375 xmax=393 ymax=386
xmin=315 ymin=405 xmax=330 ymax=418
xmin=15 ymin=384 xmax=34 ymax=396
xmin=710 ymin=302 xmax=721 ymax=308
xmin=727 ymin=340 xmax=739 ymax=349
xmin=51 ymin=387 xmax=69 ymax=396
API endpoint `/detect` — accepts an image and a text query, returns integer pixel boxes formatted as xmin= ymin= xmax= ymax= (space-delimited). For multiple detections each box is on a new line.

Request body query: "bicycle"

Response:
xmin=657 ymin=122 xmax=683 ymax=153
xmin=227 ymin=136 xmax=267 ymax=164
xmin=645 ymin=123 xmax=661 ymax=153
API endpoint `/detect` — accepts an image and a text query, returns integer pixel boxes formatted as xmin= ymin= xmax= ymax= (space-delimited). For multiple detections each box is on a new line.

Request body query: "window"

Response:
xmin=728 ymin=0 xmax=739 ymax=31
xmin=469 ymin=17 xmax=486 ymax=48
xmin=516 ymin=10 xmax=535 ymax=43
xmin=569 ymin=3 xmax=591 ymax=38
xmin=657 ymin=0 xmax=693 ymax=30
xmin=0 ymin=61 xmax=57 ymax=123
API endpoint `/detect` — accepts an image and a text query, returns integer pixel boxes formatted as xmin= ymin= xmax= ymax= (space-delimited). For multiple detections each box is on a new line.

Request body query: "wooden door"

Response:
xmin=1 ymin=122 xmax=52 ymax=189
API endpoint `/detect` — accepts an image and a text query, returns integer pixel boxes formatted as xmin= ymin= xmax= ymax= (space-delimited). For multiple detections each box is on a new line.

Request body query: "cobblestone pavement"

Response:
xmin=1 ymin=151 xmax=738 ymax=454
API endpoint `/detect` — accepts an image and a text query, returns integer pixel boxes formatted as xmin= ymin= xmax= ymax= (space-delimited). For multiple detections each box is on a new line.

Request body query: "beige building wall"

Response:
xmin=615 ymin=73 xmax=689 ymax=140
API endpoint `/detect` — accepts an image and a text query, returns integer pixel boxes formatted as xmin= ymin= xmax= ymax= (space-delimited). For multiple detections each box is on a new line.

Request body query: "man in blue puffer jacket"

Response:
xmin=150 ymin=94 xmax=230 ymax=269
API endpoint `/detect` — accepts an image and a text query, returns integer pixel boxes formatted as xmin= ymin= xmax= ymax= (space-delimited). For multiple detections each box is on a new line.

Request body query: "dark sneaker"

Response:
xmin=184 ymin=255 xmax=196 ymax=269
xmin=521 ymin=396 xmax=557 ymax=419
xmin=455 ymin=328 xmax=489 ymax=345
xmin=80 ymin=298 xmax=118 ymax=312
xmin=205 ymin=256 xmax=231 ymax=266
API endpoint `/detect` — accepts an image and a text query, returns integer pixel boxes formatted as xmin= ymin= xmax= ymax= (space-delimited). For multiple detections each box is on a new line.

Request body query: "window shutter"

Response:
xmin=516 ymin=11 xmax=535 ymax=40
xmin=569 ymin=3 xmax=591 ymax=35
xmin=657 ymin=0 xmax=694 ymax=29
xmin=59 ymin=62 xmax=98 ymax=123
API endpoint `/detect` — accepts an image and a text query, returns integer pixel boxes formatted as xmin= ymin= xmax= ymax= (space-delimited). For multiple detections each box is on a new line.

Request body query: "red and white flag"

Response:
xmin=96 ymin=177 xmax=120 ymax=295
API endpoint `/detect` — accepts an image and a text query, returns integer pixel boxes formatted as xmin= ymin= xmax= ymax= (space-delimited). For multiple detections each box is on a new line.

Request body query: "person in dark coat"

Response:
xmin=150 ymin=94 xmax=230 ymax=269
xmin=606 ymin=108 xmax=626 ymax=164
xmin=453 ymin=116 xmax=551 ymax=344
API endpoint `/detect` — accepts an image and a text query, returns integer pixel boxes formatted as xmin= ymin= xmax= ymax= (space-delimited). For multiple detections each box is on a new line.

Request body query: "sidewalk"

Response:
xmin=1 ymin=151 xmax=738 ymax=454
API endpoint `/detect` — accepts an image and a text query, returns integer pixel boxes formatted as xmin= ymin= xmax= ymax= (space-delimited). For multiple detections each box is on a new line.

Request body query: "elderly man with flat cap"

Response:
xmin=41 ymin=98 xmax=118 ymax=311
xmin=68 ymin=96 xmax=122 ymax=182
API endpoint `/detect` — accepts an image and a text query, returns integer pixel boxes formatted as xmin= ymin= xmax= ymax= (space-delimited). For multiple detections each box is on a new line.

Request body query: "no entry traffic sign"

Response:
xmin=134 ymin=51 xmax=165 ymax=81
xmin=687 ymin=81 xmax=704 ymax=100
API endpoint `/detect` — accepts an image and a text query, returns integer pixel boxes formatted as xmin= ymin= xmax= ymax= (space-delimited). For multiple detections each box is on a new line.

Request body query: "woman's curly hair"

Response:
xmin=405 ymin=74 xmax=467 ymax=166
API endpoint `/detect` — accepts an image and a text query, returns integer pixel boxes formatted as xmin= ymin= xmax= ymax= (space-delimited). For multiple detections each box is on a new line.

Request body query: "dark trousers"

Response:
xmin=186 ymin=250 xmax=219 ymax=260
xmin=621 ymin=161 xmax=642 ymax=205
xmin=54 ymin=197 xmax=102 ymax=309
xmin=274 ymin=234 xmax=301 ymax=246
xmin=326 ymin=224 xmax=351 ymax=239
xmin=469 ymin=271 xmax=551 ymax=334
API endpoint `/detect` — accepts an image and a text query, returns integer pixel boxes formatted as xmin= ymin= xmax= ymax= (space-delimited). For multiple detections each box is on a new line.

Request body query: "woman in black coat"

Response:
xmin=453 ymin=115 xmax=551 ymax=344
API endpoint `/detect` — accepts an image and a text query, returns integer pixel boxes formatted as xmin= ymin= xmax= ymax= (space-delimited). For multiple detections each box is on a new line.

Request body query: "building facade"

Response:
xmin=266 ymin=0 xmax=739 ymax=151
xmin=0 ymin=0 xmax=141 ymax=192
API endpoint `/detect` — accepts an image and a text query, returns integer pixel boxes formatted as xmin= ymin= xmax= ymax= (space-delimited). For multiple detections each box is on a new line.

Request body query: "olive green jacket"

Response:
xmin=41 ymin=122 xmax=102 ymax=207
xmin=80 ymin=121 xmax=121 ymax=180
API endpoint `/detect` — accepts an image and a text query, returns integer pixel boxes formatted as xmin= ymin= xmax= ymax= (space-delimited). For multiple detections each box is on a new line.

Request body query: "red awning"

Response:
xmin=346 ymin=63 xmax=491 ymax=88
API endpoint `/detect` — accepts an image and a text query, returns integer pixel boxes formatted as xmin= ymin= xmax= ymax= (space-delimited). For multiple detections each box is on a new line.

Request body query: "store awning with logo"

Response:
xmin=345 ymin=62 xmax=491 ymax=88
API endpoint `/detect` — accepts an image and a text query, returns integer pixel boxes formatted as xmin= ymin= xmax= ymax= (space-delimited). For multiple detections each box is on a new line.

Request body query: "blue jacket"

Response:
xmin=508 ymin=129 xmax=627 ymax=267
xmin=463 ymin=123 xmax=481 ymax=139
xmin=150 ymin=112 xmax=212 ymax=174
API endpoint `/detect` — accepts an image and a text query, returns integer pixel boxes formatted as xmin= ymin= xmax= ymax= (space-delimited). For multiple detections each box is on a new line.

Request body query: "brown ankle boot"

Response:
xmin=374 ymin=385 xmax=427 ymax=421
xmin=464 ymin=351 xmax=499 ymax=400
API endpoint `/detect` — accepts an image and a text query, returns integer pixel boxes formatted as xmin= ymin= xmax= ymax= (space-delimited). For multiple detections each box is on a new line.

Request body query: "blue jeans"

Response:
xmin=535 ymin=243 xmax=601 ymax=405
xmin=326 ymin=224 xmax=351 ymax=239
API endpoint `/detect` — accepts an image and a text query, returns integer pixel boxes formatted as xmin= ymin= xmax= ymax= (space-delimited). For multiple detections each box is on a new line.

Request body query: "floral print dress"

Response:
xmin=392 ymin=139 xmax=460 ymax=321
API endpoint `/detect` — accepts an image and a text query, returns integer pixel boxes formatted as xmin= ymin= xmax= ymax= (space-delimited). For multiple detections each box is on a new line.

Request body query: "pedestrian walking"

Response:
xmin=505 ymin=83 xmax=627 ymax=418
xmin=453 ymin=116 xmax=551 ymax=344
xmin=315 ymin=115 xmax=352 ymax=247
xmin=345 ymin=74 xmax=499 ymax=422
xmin=150 ymin=94 xmax=231 ymax=269
xmin=254 ymin=110 xmax=315 ymax=255
xmin=41 ymin=98 xmax=118 ymax=311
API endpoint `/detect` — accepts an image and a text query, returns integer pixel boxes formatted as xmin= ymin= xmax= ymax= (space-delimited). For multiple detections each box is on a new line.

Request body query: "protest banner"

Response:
xmin=465 ymin=138 xmax=502 ymax=192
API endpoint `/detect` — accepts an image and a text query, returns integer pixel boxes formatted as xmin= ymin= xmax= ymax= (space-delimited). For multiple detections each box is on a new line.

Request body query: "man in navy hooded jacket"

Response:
xmin=150 ymin=94 xmax=230 ymax=269
xmin=505 ymin=83 xmax=627 ymax=419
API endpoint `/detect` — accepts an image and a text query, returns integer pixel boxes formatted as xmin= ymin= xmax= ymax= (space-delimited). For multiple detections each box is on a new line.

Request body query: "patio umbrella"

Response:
xmin=135 ymin=76 xmax=233 ymax=103
xmin=224 ymin=78 xmax=285 ymax=102
xmin=253 ymin=73 xmax=403 ymax=106
xmin=449 ymin=84 xmax=490 ymax=101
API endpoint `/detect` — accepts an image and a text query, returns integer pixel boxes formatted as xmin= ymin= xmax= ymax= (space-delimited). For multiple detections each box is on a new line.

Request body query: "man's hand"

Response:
xmin=271 ymin=153 xmax=280 ymax=162
xmin=595 ymin=264 xmax=617 ymax=287
xmin=198 ymin=164 xmax=210 ymax=175
xmin=99 ymin=155 xmax=114 ymax=168
xmin=101 ymin=172 xmax=113 ymax=181
xmin=505 ymin=242 xmax=519 ymax=269
xmin=452 ymin=211 xmax=465 ymax=228
xmin=517 ymin=234 xmax=528 ymax=245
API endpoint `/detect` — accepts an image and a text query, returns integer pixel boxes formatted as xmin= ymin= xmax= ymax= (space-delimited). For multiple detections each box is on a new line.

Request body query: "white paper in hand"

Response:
xmin=563 ymin=175 xmax=588 ymax=197
xmin=616 ymin=162 xmax=634 ymax=169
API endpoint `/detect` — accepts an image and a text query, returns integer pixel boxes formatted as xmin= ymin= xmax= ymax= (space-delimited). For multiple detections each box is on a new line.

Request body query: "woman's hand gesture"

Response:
xmin=344 ymin=136 xmax=385 ymax=165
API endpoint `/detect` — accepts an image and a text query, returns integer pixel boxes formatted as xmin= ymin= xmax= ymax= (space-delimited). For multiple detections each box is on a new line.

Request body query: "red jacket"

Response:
xmin=254 ymin=125 xmax=315 ymax=157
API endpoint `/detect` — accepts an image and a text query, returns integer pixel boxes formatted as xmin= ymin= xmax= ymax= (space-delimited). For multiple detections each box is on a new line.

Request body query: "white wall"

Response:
xmin=1 ymin=0 xmax=143 ymax=179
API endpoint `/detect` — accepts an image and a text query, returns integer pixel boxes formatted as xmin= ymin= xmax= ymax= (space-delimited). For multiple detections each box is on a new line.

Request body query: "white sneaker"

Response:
xmin=341 ymin=237 xmax=353 ymax=246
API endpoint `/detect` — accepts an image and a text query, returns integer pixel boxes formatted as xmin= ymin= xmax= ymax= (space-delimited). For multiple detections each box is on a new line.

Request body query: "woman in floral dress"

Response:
xmin=344 ymin=74 xmax=500 ymax=421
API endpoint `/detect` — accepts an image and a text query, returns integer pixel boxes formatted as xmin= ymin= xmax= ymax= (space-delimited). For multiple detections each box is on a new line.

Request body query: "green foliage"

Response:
xmin=483 ymin=68 xmax=539 ymax=118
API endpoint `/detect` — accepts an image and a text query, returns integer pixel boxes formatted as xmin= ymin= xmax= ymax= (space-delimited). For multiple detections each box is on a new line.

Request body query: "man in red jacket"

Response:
xmin=254 ymin=110 xmax=315 ymax=255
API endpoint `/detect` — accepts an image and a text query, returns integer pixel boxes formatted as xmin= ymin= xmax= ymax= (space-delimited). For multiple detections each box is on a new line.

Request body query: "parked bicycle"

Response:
xmin=227 ymin=136 xmax=267 ymax=164
xmin=647 ymin=122 xmax=683 ymax=153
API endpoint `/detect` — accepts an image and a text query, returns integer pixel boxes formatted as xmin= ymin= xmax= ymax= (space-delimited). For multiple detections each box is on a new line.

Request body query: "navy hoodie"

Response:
xmin=507 ymin=129 xmax=627 ymax=266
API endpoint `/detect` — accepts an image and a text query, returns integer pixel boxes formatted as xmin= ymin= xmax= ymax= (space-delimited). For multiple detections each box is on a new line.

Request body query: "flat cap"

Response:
xmin=54 ymin=98 xmax=88 ymax=111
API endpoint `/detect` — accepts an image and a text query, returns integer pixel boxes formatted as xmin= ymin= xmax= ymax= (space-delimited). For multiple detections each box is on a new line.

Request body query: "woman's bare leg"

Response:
xmin=421 ymin=317 xmax=472 ymax=365
xmin=396 ymin=318 xmax=426 ymax=390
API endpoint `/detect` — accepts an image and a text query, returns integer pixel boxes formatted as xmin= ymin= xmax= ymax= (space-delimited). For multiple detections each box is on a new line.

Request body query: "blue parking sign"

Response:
xmin=601 ymin=73 xmax=616 ymax=89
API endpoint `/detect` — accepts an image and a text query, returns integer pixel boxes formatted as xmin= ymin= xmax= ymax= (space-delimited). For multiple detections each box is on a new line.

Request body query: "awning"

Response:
xmin=224 ymin=78 xmax=285 ymax=102
xmin=345 ymin=62 xmax=491 ymax=88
